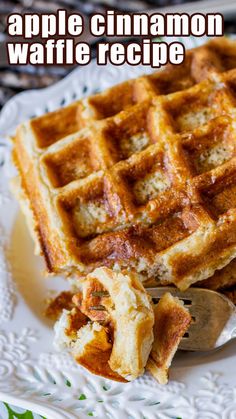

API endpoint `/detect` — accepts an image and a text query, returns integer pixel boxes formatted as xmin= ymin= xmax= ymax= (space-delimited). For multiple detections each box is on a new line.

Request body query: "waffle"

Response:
xmin=53 ymin=268 xmax=189 ymax=384
xmin=147 ymin=292 xmax=191 ymax=384
xmin=54 ymin=267 xmax=154 ymax=382
xmin=196 ymin=258 xmax=236 ymax=291
xmin=13 ymin=37 xmax=236 ymax=290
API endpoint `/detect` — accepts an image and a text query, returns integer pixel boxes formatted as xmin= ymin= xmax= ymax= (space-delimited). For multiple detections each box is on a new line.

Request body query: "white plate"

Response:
xmin=0 ymin=36 xmax=236 ymax=419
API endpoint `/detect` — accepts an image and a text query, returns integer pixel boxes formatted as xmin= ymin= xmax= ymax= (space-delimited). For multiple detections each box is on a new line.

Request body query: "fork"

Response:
xmin=148 ymin=287 xmax=236 ymax=351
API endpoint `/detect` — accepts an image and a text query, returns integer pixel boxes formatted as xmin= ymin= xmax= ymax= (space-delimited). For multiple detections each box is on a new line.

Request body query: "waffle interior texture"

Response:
xmin=13 ymin=37 xmax=236 ymax=290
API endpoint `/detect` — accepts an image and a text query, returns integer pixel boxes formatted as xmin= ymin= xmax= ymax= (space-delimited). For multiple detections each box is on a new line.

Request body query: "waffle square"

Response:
xmin=12 ymin=38 xmax=236 ymax=289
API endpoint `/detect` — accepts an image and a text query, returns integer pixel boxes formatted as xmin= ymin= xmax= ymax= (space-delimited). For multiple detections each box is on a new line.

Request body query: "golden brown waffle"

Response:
xmin=13 ymin=37 xmax=236 ymax=290
xmin=54 ymin=267 xmax=154 ymax=382
xmin=53 ymin=268 xmax=189 ymax=384
xmin=147 ymin=292 xmax=191 ymax=384
xmin=196 ymin=258 xmax=236 ymax=291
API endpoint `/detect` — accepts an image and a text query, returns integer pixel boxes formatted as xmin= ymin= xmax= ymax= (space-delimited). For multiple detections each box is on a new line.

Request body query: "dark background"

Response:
xmin=0 ymin=0 xmax=235 ymax=110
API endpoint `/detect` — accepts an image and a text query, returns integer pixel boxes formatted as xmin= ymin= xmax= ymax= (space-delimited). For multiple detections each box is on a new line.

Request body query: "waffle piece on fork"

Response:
xmin=54 ymin=267 xmax=155 ymax=382
xmin=53 ymin=267 xmax=190 ymax=383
